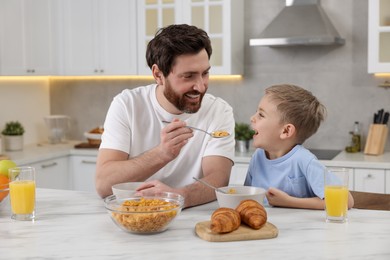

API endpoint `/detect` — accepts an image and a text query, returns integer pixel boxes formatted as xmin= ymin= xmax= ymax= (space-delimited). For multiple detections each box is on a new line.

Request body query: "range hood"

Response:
xmin=250 ymin=0 xmax=345 ymax=47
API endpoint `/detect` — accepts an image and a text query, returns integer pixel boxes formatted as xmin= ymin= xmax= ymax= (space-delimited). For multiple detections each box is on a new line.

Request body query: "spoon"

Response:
xmin=192 ymin=177 xmax=227 ymax=194
xmin=162 ymin=121 xmax=230 ymax=138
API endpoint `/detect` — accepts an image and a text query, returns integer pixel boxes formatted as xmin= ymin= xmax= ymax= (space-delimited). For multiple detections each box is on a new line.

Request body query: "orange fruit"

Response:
xmin=0 ymin=175 xmax=10 ymax=202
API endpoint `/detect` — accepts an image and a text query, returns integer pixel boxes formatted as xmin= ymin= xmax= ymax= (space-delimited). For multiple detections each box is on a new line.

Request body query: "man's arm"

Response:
xmin=178 ymin=155 xmax=233 ymax=208
xmin=133 ymin=155 xmax=233 ymax=208
xmin=95 ymin=120 xmax=193 ymax=198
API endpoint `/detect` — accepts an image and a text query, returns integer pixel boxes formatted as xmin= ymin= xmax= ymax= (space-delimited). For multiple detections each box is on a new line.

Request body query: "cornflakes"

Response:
xmin=112 ymin=198 xmax=179 ymax=233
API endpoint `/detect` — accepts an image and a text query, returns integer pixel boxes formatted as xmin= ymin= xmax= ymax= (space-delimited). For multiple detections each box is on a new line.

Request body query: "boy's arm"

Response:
xmin=266 ymin=187 xmax=354 ymax=210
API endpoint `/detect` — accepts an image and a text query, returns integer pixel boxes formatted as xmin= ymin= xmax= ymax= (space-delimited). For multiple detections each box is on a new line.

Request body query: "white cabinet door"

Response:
xmin=136 ymin=0 xmax=182 ymax=75
xmin=229 ymin=163 xmax=248 ymax=186
xmin=25 ymin=157 xmax=69 ymax=190
xmin=61 ymin=0 xmax=137 ymax=75
xmin=354 ymin=168 xmax=386 ymax=193
xmin=70 ymin=156 xmax=97 ymax=192
xmin=98 ymin=0 xmax=137 ymax=75
xmin=182 ymin=0 xmax=244 ymax=75
xmin=137 ymin=0 xmax=243 ymax=75
xmin=61 ymin=0 xmax=98 ymax=75
xmin=0 ymin=0 xmax=58 ymax=75
xmin=368 ymin=0 xmax=390 ymax=73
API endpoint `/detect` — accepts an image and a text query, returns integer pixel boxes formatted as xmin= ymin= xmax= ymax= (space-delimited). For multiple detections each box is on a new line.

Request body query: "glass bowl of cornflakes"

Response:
xmin=104 ymin=192 xmax=184 ymax=234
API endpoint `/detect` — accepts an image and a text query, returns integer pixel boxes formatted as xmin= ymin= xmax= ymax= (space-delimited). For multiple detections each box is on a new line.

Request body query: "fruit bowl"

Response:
xmin=84 ymin=126 xmax=104 ymax=145
xmin=215 ymin=185 xmax=266 ymax=209
xmin=104 ymin=192 xmax=184 ymax=234
xmin=0 ymin=179 xmax=10 ymax=206
xmin=84 ymin=132 xmax=102 ymax=145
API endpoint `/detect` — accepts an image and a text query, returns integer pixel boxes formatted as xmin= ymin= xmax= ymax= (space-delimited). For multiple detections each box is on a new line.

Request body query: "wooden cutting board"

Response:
xmin=195 ymin=221 xmax=278 ymax=242
xmin=0 ymin=154 xmax=10 ymax=160
xmin=74 ymin=143 xmax=100 ymax=149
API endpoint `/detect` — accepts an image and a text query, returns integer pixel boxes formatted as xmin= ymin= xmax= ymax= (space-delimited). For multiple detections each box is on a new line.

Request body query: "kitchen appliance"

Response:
xmin=308 ymin=149 xmax=341 ymax=160
xmin=44 ymin=115 xmax=70 ymax=144
xmin=249 ymin=0 xmax=345 ymax=47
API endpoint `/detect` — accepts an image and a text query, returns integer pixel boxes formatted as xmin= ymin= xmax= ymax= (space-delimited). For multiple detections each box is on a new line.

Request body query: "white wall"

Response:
xmin=0 ymin=79 xmax=50 ymax=146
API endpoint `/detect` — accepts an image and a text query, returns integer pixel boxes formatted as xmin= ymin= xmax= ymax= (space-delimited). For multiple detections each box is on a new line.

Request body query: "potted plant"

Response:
xmin=234 ymin=123 xmax=255 ymax=153
xmin=1 ymin=121 xmax=25 ymax=151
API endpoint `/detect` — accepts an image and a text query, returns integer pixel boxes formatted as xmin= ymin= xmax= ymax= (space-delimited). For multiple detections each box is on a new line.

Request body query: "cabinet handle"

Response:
xmin=82 ymin=160 xmax=96 ymax=164
xmin=100 ymin=69 xmax=104 ymax=73
xmin=365 ymin=174 xmax=373 ymax=179
xmin=31 ymin=69 xmax=35 ymax=73
xmin=41 ymin=162 xmax=58 ymax=168
xmin=94 ymin=69 xmax=98 ymax=73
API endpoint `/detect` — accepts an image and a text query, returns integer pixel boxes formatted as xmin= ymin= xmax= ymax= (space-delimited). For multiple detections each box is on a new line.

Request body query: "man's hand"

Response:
xmin=135 ymin=180 xmax=176 ymax=196
xmin=158 ymin=119 xmax=193 ymax=162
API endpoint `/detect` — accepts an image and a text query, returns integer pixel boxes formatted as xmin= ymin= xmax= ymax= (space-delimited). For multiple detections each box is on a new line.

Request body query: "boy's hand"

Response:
xmin=266 ymin=187 xmax=291 ymax=207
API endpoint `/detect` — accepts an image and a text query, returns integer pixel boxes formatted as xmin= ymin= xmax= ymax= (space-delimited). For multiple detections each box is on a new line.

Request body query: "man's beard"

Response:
xmin=164 ymin=81 xmax=204 ymax=113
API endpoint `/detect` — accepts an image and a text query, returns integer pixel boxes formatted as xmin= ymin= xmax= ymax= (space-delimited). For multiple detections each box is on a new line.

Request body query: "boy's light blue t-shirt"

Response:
xmin=244 ymin=145 xmax=326 ymax=199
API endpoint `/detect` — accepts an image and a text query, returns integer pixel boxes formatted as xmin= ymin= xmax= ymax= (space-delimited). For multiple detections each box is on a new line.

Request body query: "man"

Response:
xmin=95 ymin=24 xmax=235 ymax=208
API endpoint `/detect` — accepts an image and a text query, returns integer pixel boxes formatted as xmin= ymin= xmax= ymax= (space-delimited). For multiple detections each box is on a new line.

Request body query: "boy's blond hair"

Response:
xmin=265 ymin=84 xmax=326 ymax=144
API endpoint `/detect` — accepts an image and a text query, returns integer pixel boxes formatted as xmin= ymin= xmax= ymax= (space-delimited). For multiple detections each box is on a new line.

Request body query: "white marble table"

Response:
xmin=1 ymin=189 xmax=390 ymax=259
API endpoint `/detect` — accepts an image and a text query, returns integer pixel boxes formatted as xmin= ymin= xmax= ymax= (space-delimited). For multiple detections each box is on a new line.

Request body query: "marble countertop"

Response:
xmin=3 ymin=141 xmax=99 ymax=165
xmin=0 ymin=189 xmax=389 ymax=259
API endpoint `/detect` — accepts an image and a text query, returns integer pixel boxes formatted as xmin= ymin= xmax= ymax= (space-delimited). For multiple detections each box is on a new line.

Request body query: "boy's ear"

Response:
xmin=280 ymin=123 xmax=296 ymax=139
xmin=152 ymin=64 xmax=163 ymax=84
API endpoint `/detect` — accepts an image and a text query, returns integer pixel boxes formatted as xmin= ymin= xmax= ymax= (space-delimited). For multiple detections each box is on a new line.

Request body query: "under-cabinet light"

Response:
xmin=0 ymin=76 xmax=49 ymax=81
xmin=0 ymin=75 xmax=243 ymax=81
xmin=374 ymin=73 xmax=390 ymax=77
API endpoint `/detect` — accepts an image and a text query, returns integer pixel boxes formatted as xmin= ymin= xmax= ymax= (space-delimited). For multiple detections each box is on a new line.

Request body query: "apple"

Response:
xmin=0 ymin=159 xmax=17 ymax=178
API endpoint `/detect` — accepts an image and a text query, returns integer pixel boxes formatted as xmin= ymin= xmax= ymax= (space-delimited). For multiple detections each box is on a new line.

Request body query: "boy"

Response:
xmin=244 ymin=84 xmax=354 ymax=209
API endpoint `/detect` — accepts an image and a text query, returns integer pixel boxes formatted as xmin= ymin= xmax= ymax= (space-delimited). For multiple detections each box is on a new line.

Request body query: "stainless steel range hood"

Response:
xmin=250 ymin=0 xmax=345 ymax=47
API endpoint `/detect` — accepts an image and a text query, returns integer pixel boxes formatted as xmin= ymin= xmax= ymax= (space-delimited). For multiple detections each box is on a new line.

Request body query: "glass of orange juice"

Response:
xmin=9 ymin=166 xmax=36 ymax=221
xmin=324 ymin=167 xmax=350 ymax=223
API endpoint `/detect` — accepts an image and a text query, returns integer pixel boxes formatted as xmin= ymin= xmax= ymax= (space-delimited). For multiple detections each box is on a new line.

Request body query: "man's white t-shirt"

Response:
xmin=100 ymin=84 xmax=235 ymax=188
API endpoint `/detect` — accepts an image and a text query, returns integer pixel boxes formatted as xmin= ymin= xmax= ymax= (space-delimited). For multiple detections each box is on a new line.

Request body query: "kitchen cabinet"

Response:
xmin=23 ymin=156 xmax=70 ymax=190
xmin=0 ymin=0 xmax=58 ymax=75
xmin=60 ymin=0 xmax=137 ymax=75
xmin=137 ymin=0 xmax=243 ymax=75
xmin=70 ymin=155 xmax=97 ymax=192
xmin=354 ymin=168 xmax=386 ymax=193
xmin=386 ymin=170 xmax=390 ymax=194
xmin=368 ymin=0 xmax=390 ymax=73
xmin=136 ymin=0 xmax=180 ymax=75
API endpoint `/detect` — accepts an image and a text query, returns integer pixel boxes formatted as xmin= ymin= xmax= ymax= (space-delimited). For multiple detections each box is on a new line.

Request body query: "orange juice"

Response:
xmin=9 ymin=180 xmax=36 ymax=214
xmin=325 ymin=185 xmax=348 ymax=217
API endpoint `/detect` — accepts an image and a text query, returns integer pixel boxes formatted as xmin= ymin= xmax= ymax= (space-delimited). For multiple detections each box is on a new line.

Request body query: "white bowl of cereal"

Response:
xmin=215 ymin=186 xmax=266 ymax=209
xmin=104 ymin=192 xmax=184 ymax=234
xmin=111 ymin=182 xmax=144 ymax=198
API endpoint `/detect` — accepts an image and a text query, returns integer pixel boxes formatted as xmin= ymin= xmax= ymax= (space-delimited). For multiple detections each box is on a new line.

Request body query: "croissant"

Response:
xmin=236 ymin=199 xmax=267 ymax=230
xmin=210 ymin=207 xmax=241 ymax=233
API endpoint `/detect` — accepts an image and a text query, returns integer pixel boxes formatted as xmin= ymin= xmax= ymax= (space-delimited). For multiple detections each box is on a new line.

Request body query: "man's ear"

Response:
xmin=280 ymin=123 xmax=296 ymax=139
xmin=152 ymin=64 xmax=163 ymax=84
